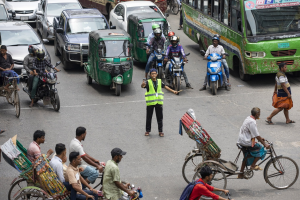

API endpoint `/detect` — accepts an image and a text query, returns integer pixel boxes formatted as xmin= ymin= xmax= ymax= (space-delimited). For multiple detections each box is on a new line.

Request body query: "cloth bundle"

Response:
xmin=180 ymin=109 xmax=221 ymax=159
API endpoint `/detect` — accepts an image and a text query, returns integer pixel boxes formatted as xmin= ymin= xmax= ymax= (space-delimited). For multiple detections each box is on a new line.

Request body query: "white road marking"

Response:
xmin=0 ymin=91 xmax=267 ymax=111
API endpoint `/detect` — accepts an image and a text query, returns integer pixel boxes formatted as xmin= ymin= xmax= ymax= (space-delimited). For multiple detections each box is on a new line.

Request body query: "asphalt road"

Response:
xmin=1 ymin=10 xmax=300 ymax=200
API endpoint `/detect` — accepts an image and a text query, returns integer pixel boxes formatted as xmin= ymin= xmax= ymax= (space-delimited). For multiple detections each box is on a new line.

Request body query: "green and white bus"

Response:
xmin=182 ymin=0 xmax=300 ymax=80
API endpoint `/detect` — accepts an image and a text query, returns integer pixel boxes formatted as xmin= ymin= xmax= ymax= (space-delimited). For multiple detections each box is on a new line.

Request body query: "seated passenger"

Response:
xmin=69 ymin=127 xmax=104 ymax=185
xmin=145 ymin=29 xmax=166 ymax=79
xmin=24 ymin=45 xmax=37 ymax=90
xmin=0 ymin=45 xmax=19 ymax=90
xmin=66 ymin=152 xmax=98 ymax=200
xmin=27 ymin=130 xmax=53 ymax=162
xmin=50 ymin=143 xmax=68 ymax=183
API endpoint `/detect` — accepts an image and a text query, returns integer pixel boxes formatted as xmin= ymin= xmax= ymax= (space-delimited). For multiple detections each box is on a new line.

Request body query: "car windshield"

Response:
xmin=0 ymin=29 xmax=40 ymax=46
xmin=67 ymin=18 xmax=108 ymax=34
xmin=126 ymin=6 xmax=161 ymax=18
xmin=245 ymin=2 xmax=300 ymax=36
xmin=140 ymin=21 xmax=165 ymax=37
xmin=99 ymin=40 xmax=130 ymax=57
xmin=0 ymin=6 xmax=8 ymax=21
xmin=47 ymin=3 xmax=81 ymax=16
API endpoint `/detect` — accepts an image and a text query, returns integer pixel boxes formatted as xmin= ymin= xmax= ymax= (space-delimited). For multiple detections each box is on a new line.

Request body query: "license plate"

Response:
xmin=210 ymin=63 xmax=218 ymax=67
xmin=278 ymin=43 xmax=290 ymax=48
xmin=20 ymin=16 xmax=29 ymax=21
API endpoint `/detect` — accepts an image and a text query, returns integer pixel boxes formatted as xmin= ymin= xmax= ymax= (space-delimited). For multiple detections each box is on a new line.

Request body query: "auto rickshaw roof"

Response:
xmin=89 ymin=30 xmax=131 ymax=41
xmin=128 ymin=12 xmax=166 ymax=24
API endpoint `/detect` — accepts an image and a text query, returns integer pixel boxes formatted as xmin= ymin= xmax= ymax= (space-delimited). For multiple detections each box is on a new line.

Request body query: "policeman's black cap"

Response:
xmin=111 ymin=148 xmax=126 ymax=157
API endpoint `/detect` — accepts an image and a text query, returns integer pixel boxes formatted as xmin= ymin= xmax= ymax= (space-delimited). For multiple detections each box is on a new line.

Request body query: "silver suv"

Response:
xmin=5 ymin=0 xmax=39 ymax=23
xmin=0 ymin=22 xmax=51 ymax=76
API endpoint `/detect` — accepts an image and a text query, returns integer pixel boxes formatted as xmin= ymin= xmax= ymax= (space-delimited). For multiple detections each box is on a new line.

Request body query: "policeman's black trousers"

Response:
xmin=146 ymin=104 xmax=163 ymax=132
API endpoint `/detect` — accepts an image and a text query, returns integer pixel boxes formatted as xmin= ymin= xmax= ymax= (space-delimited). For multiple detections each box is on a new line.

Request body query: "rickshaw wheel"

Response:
xmin=193 ymin=164 xmax=227 ymax=200
xmin=115 ymin=84 xmax=121 ymax=96
xmin=13 ymin=91 xmax=20 ymax=118
xmin=14 ymin=188 xmax=46 ymax=200
xmin=6 ymin=89 xmax=13 ymax=104
xmin=8 ymin=179 xmax=27 ymax=200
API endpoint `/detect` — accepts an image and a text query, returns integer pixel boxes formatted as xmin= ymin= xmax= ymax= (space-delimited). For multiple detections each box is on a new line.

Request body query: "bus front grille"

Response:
xmin=271 ymin=50 xmax=296 ymax=57
xmin=277 ymin=60 xmax=294 ymax=65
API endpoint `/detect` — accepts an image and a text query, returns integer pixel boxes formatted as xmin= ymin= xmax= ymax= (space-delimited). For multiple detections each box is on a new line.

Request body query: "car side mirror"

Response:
xmin=36 ymin=11 xmax=44 ymax=16
xmin=129 ymin=43 xmax=133 ymax=48
xmin=200 ymin=50 xmax=205 ymax=56
xmin=117 ymin=16 xmax=123 ymax=21
xmin=42 ymin=39 xmax=49 ymax=43
xmin=56 ymin=28 xmax=63 ymax=34
xmin=55 ymin=61 xmax=61 ymax=66
xmin=110 ymin=25 xmax=116 ymax=29
xmin=12 ymin=10 xmax=16 ymax=18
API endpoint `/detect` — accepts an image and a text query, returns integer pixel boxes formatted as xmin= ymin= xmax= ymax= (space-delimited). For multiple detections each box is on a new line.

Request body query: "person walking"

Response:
xmin=266 ymin=62 xmax=295 ymax=125
xmin=141 ymin=68 xmax=178 ymax=137
xmin=178 ymin=1 xmax=183 ymax=30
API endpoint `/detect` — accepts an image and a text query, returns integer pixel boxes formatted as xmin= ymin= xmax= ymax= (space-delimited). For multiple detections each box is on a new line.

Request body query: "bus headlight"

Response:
xmin=245 ymin=51 xmax=266 ymax=58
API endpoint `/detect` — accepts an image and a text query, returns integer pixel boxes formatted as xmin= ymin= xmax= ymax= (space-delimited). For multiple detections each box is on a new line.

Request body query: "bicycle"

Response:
xmin=192 ymin=140 xmax=299 ymax=200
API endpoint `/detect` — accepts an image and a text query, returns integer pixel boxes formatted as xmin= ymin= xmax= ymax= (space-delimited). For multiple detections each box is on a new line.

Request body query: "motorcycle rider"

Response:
xmin=145 ymin=28 xmax=166 ymax=79
xmin=146 ymin=24 xmax=165 ymax=45
xmin=164 ymin=36 xmax=192 ymax=89
xmin=165 ymin=31 xmax=175 ymax=47
xmin=29 ymin=49 xmax=60 ymax=107
xmin=24 ymin=45 xmax=37 ymax=91
xmin=199 ymin=36 xmax=230 ymax=91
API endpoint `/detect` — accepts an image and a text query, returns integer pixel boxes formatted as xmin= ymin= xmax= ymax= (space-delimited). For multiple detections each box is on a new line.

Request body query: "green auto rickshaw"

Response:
xmin=127 ymin=12 xmax=169 ymax=63
xmin=84 ymin=30 xmax=133 ymax=96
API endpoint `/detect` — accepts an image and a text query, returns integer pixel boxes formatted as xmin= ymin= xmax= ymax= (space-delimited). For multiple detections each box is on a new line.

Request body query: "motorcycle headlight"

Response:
xmin=47 ymin=77 xmax=57 ymax=84
xmin=156 ymin=55 xmax=162 ymax=59
xmin=208 ymin=67 xmax=221 ymax=74
xmin=65 ymin=43 xmax=80 ymax=51
xmin=211 ymin=56 xmax=218 ymax=61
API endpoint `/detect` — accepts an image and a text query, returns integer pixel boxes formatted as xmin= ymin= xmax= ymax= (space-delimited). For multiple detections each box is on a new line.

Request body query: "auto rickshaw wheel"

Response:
xmin=115 ymin=84 xmax=121 ymax=96
xmin=87 ymin=74 xmax=92 ymax=84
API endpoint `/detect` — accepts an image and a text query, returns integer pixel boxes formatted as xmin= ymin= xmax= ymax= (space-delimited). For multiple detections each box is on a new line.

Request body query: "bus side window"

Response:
xmin=197 ymin=0 xmax=202 ymax=11
xmin=212 ymin=0 xmax=220 ymax=20
xmin=231 ymin=9 xmax=242 ymax=32
xmin=222 ymin=0 xmax=229 ymax=25
xmin=203 ymin=0 xmax=212 ymax=15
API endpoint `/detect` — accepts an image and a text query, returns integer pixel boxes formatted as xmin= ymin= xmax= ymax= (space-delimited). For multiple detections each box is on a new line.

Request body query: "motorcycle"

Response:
xmin=23 ymin=61 xmax=61 ymax=111
xmin=200 ymin=51 xmax=229 ymax=95
xmin=146 ymin=44 xmax=165 ymax=79
xmin=165 ymin=53 xmax=190 ymax=93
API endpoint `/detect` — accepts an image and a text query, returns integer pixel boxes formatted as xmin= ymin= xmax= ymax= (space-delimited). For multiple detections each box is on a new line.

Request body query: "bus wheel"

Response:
xmin=293 ymin=71 xmax=300 ymax=77
xmin=235 ymin=57 xmax=250 ymax=81
xmin=198 ymin=38 xmax=205 ymax=52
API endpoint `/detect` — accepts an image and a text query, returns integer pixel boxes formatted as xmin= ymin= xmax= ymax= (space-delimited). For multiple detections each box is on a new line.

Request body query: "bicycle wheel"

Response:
xmin=182 ymin=153 xmax=203 ymax=183
xmin=264 ymin=156 xmax=299 ymax=189
xmin=171 ymin=0 xmax=179 ymax=15
xmin=193 ymin=165 xmax=227 ymax=200
xmin=8 ymin=179 xmax=27 ymax=200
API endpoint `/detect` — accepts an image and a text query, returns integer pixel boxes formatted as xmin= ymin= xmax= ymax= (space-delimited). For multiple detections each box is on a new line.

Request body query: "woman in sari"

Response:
xmin=266 ymin=62 xmax=294 ymax=125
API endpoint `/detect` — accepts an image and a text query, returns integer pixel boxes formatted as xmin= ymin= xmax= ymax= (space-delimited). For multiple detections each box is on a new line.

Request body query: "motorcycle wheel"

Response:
xmin=158 ymin=67 xmax=163 ymax=80
xmin=210 ymin=80 xmax=217 ymax=95
xmin=52 ymin=93 xmax=60 ymax=111
xmin=115 ymin=84 xmax=121 ymax=96
xmin=175 ymin=76 xmax=181 ymax=93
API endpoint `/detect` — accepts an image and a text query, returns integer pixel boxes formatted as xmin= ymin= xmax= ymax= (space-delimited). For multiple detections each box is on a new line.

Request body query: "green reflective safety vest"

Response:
xmin=145 ymin=79 xmax=164 ymax=106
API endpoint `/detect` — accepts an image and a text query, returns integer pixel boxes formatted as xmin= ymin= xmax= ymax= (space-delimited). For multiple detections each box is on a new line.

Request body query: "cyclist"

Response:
xmin=189 ymin=166 xmax=233 ymax=200
xmin=164 ymin=36 xmax=192 ymax=89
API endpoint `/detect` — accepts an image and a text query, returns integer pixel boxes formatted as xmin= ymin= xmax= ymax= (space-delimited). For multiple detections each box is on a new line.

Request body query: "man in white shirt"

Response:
xmin=50 ymin=143 xmax=67 ymax=182
xmin=199 ymin=36 xmax=230 ymax=91
xmin=70 ymin=127 xmax=104 ymax=185
xmin=237 ymin=107 xmax=270 ymax=179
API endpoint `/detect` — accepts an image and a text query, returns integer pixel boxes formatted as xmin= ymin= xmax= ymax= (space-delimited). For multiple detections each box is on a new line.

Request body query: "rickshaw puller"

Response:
xmin=164 ymin=36 xmax=192 ymax=89
xmin=145 ymin=29 xmax=166 ymax=79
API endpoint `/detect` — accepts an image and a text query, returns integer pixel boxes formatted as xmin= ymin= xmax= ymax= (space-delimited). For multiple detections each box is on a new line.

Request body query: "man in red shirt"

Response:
xmin=189 ymin=166 xmax=234 ymax=200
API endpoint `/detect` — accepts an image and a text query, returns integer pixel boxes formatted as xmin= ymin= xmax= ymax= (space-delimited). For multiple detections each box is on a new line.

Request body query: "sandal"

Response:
xmin=145 ymin=132 xmax=150 ymax=136
xmin=250 ymin=165 xmax=262 ymax=171
xmin=159 ymin=132 xmax=164 ymax=137
xmin=265 ymin=120 xmax=274 ymax=125
xmin=286 ymin=120 xmax=295 ymax=124
xmin=0 ymin=130 xmax=5 ymax=134
xmin=237 ymin=174 xmax=248 ymax=179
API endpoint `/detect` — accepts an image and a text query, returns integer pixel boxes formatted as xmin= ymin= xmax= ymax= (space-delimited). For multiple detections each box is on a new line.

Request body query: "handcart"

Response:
xmin=180 ymin=109 xmax=299 ymax=200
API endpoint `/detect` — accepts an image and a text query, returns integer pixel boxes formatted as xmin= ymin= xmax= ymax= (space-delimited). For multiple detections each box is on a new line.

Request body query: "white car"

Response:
xmin=109 ymin=1 xmax=167 ymax=32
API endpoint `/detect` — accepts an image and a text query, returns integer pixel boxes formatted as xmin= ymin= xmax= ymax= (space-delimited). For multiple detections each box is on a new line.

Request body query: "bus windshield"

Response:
xmin=245 ymin=5 xmax=300 ymax=36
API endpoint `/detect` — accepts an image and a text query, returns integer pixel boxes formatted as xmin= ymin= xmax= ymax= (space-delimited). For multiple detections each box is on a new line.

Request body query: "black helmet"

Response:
xmin=170 ymin=36 xmax=179 ymax=47
xmin=36 ymin=49 xmax=45 ymax=61
xmin=153 ymin=28 xmax=162 ymax=39
xmin=28 ymin=45 xmax=36 ymax=55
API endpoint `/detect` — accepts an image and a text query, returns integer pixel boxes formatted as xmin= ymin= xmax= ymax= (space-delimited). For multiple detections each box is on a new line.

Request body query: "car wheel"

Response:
xmin=62 ymin=52 xmax=72 ymax=70
xmin=54 ymin=39 xmax=61 ymax=56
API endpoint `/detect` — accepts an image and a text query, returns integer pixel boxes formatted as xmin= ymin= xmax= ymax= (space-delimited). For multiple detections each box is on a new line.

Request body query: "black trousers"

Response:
xmin=146 ymin=104 xmax=163 ymax=132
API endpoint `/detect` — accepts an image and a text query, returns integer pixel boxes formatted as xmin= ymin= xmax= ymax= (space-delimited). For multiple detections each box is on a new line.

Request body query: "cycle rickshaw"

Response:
xmin=180 ymin=109 xmax=299 ymax=199
xmin=0 ymin=74 xmax=20 ymax=117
